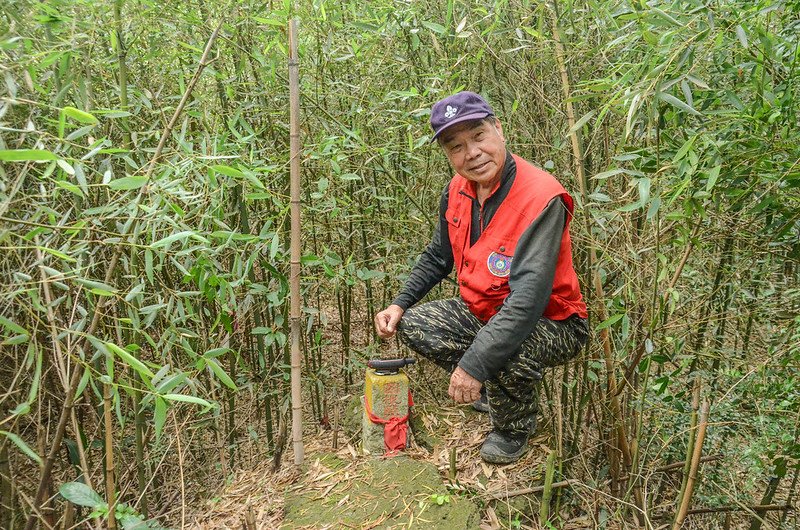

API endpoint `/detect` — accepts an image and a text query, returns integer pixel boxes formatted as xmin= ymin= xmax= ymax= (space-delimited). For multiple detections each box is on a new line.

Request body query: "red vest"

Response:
xmin=446 ymin=154 xmax=588 ymax=322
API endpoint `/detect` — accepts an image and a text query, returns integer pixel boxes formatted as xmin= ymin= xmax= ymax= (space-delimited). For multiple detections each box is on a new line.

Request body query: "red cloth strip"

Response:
xmin=363 ymin=391 xmax=413 ymax=454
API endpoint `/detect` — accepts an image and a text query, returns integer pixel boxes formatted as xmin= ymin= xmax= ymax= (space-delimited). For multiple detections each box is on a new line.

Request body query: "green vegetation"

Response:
xmin=1 ymin=0 xmax=798 ymax=528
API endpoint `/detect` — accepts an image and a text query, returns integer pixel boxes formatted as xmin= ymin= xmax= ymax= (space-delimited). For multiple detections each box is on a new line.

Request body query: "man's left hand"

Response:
xmin=448 ymin=367 xmax=482 ymax=404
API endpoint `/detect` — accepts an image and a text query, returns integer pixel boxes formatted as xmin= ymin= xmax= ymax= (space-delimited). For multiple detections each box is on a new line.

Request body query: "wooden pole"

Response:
xmin=288 ymin=18 xmax=305 ymax=466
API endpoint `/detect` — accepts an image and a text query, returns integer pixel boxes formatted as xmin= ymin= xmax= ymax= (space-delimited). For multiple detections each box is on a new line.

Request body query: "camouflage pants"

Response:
xmin=398 ymin=298 xmax=589 ymax=436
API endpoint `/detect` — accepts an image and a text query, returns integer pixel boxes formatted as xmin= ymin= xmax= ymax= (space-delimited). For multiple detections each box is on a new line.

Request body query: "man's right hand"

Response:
xmin=374 ymin=304 xmax=405 ymax=339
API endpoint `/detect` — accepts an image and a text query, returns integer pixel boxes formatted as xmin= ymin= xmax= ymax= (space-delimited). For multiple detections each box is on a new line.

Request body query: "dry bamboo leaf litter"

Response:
xmin=189 ymin=399 xmax=609 ymax=529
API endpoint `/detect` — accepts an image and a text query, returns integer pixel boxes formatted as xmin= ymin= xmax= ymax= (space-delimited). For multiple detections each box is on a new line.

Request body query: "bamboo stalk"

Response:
xmin=686 ymin=504 xmax=792 ymax=516
xmin=540 ymin=449 xmax=557 ymax=524
xmin=34 ymin=242 xmax=69 ymax=392
xmin=103 ymin=383 xmax=117 ymax=529
xmin=749 ymin=475 xmax=781 ymax=530
xmin=0 ymin=428 xmax=11 ymax=529
xmin=173 ymin=413 xmax=186 ymax=529
xmin=673 ymin=399 xmax=711 ymax=529
xmin=113 ymin=0 xmax=131 ymax=148
xmin=674 ymin=380 xmax=701 ymax=521
xmin=133 ymin=388 xmax=148 ymax=517
xmin=548 ymin=1 xmax=638 ymax=512
xmin=287 ymin=17 xmax=305 ymax=466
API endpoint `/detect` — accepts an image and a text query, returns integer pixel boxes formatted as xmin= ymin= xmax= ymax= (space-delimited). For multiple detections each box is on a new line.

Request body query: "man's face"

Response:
xmin=438 ymin=118 xmax=506 ymax=188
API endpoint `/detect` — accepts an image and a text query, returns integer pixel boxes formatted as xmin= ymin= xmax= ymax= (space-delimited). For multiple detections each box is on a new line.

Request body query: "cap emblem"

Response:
xmin=444 ymin=105 xmax=459 ymax=119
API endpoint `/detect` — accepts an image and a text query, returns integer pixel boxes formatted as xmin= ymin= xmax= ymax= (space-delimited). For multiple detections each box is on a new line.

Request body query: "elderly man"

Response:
xmin=374 ymin=91 xmax=589 ymax=464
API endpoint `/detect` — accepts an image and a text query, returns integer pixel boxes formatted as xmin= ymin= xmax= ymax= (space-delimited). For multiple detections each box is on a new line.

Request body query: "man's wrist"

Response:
xmin=456 ymin=359 xmax=488 ymax=384
xmin=390 ymin=297 xmax=412 ymax=311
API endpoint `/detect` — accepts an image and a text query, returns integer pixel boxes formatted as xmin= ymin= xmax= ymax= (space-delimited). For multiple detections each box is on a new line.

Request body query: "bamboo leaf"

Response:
xmin=596 ymin=314 xmax=624 ymax=330
xmin=270 ymin=233 xmax=280 ymax=259
xmin=27 ymin=344 xmax=42 ymax=404
xmin=0 ymin=316 xmax=29 ymax=336
xmin=651 ymin=8 xmax=680 ymax=26
xmin=62 ymin=106 xmax=98 ymax=124
xmin=592 ymin=169 xmax=626 ymax=180
xmin=154 ymin=397 xmax=167 ymax=441
xmin=203 ymin=347 xmax=231 ymax=358
xmin=57 ymin=159 xmax=75 ymax=175
xmin=151 ymin=230 xmax=207 ymax=248
xmin=74 ymin=163 xmax=89 ymax=196
xmin=0 ymin=430 xmax=43 ymax=465
xmin=106 ymin=342 xmax=155 ymax=379
xmin=58 ymin=481 xmax=104 ymax=508
xmin=74 ymin=278 xmax=118 ymax=294
xmin=75 ymin=369 xmax=91 ymax=400
xmin=706 ymin=165 xmax=721 ymax=191
xmin=206 ymin=358 xmax=237 ymax=390
xmin=568 ymin=110 xmax=596 ymax=135
xmin=145 ymin=249 xmax=154 ymax=284
xmin=0 ymin=149 xmax=58 ymax=161
xmin=658 ymin=92 xmax=702 ymax=116
xmin=252 ymin=16 xmax=284 ymax=26
xmin=211 ymin=164 xmax=244 ymax=178
xmin=162 ymin=393 xmax=214 ymax=408
xmin=108 ymin=174 xmax=147 ymax=190
xmin=735 ymin=25 xmax=748 ymax=48
xmin=421 ymin=21 xmax=446 ymax=34
xmin=638 ymin=177 xmax=651 ymax=205
xmin=55 ymin=180 xmax=84 ymax=198
xmin=646 ymin=196 xmax=661 ymax=220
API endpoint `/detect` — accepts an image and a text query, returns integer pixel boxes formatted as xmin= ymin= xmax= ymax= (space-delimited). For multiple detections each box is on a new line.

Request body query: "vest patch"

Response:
xmin=487 ymin=252 xmax=512 ymax=277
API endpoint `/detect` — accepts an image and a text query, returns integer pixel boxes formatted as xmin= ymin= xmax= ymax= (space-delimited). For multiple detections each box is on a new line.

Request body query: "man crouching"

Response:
xmin=375 ymin=91 xmax=589 ymax=464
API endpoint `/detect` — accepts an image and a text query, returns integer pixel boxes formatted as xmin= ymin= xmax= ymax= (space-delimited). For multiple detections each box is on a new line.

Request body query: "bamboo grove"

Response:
xmin=1 ymin=0 xmax=798 ymax=527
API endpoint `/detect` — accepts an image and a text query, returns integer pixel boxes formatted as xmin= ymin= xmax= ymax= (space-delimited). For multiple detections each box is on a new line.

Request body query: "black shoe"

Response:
xmin=472 ymin=389 xmax=490 ymax=413
xmin=480 ymin=430 xmax=529 ymax=464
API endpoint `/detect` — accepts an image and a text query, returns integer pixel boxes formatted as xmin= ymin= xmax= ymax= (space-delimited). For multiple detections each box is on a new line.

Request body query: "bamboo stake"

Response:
xmin=673 ymin=399 xmax=711 ymax=529
xmin=288 ymin=18 xmax=304 ymax=466
xmin=24 ymin=24 xmax=221 ymax=530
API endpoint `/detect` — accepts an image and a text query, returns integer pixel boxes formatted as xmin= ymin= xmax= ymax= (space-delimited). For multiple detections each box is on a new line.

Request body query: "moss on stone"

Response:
xmin=283 ymin=455 xmax=480 ymax=529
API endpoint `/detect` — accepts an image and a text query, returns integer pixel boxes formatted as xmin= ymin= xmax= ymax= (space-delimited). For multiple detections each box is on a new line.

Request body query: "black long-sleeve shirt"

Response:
xmin=392 ymin=152 xmax=567 ymax=382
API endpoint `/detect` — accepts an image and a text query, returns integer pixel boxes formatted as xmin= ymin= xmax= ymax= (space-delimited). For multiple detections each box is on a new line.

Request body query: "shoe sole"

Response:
xmin=480 ymin=444 xmax=527 ymax=464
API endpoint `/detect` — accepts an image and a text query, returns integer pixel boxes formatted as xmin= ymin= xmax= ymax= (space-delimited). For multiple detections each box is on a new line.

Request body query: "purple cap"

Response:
xmin=430 ymin=91 xmax=495 ymax=141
